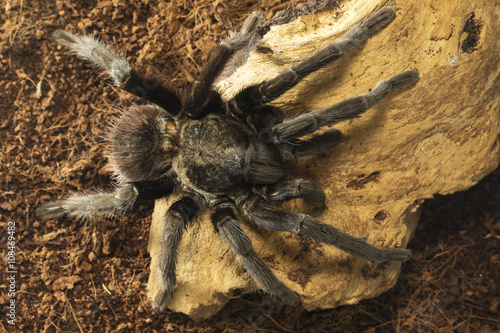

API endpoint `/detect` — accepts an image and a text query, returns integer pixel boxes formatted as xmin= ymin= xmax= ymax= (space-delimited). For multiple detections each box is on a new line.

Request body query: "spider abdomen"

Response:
xmin=176 ymin=114 xmax=253 ymax=196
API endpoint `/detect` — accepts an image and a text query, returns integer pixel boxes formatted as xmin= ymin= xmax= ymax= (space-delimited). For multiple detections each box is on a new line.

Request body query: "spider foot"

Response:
xmin=361 ymin=6 xmax=396 ymax=36
xmin=271 ymin=286 xmax=301 ymax=306
xmin=374 ymin=247 xmax=412 ymax=262
xmin=382 ymin=70 xmax=420 ymax=91
xmin=36 ymin=201 xmax=66 ymax=219
xmin=150 ymin=285 xmax=174 ymax=313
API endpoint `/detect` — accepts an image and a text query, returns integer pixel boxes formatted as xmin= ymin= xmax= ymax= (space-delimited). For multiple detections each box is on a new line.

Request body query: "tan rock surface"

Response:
xmin=148 ymin=0 xmax=500 ymax=320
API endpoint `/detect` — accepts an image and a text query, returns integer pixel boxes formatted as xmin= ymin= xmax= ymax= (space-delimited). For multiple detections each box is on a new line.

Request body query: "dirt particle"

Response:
xmin=346 ymin=172 xmax=380 ymax=190
xmin=374 ymin=211 xmax=388 ymax=224
xmin=288 ymin=269 xmax=311 ymax=287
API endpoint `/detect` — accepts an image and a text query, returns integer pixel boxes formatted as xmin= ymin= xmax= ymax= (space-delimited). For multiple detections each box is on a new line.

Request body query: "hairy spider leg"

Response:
xmin=242 ymin=198 xmax=411 ymax=262
xmin=36 ymin=181 xmax=174 ymax=220
xmin=212 ymin=202 xmax=300 ymax=306
xmin=36 ymin=183 xmax=139 ymax=220
xmin=183 ymin=11 xmax=264 ymax=119
xmin=51 ymin=30 xmax=182 ymax=115
xmin=150 ymin=195 xmax=203 ymax=312
xmin=228 ymin=7 xmax=397 ymax=115
xmin=273 ymin=70 xmax=420 ymax=145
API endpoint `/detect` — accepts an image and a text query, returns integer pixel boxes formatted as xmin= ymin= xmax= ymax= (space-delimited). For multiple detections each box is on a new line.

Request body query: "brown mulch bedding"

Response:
xmin=1 ymin=0 xmax=498 ymax=332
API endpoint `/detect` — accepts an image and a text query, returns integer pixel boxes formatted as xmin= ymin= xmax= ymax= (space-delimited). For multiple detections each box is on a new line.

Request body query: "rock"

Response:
xmin=148 ymin=0 xmax=500 ymax=320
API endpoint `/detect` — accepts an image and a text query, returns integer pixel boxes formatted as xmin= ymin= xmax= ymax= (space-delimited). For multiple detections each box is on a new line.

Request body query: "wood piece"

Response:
xmin=148 ymin=0 xmax=500 ymax=319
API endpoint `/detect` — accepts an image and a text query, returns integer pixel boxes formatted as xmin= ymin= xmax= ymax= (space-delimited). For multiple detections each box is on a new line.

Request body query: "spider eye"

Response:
xmin=165 ymin=120 xmax=177 ymax=132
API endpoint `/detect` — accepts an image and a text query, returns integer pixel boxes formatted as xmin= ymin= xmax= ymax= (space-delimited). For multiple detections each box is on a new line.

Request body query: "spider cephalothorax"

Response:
xmin=38 ymin=7 xmax=419 ymax=311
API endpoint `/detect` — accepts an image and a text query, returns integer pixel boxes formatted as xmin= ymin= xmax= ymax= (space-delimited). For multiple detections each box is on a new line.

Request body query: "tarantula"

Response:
xmin=38 ymin=7 xmax=418 ymax=311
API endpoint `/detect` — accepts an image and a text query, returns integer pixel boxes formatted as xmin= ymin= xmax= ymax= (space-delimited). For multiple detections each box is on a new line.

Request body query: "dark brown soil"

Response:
xmin=1 ymin=1 xmax=498 ymax=332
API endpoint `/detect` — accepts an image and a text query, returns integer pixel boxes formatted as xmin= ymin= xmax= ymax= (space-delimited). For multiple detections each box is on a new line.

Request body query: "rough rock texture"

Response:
xmin=149 ymin=0 xmax=500 ymax=320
